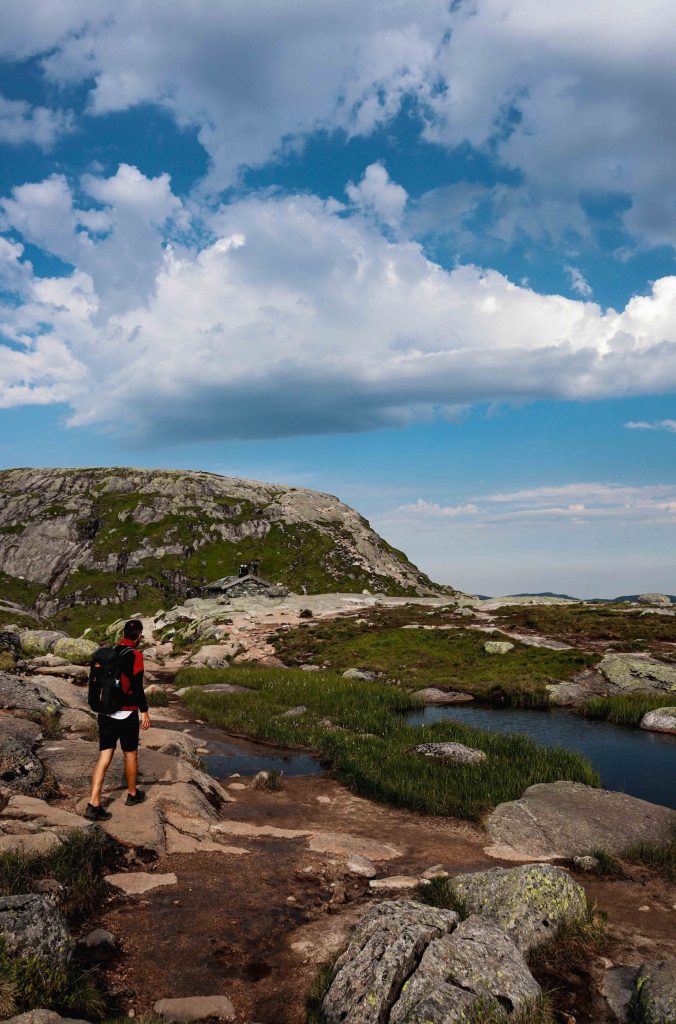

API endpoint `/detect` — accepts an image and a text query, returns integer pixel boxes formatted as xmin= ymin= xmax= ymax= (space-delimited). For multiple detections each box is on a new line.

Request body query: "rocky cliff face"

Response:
xmin=0 ymin=468 xmax=449 ymax=622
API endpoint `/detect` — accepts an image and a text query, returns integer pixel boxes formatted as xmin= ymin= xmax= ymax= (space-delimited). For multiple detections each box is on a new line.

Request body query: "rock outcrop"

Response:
xmin=630 ymin=960 xmax=676 ymax=1023
xmin=0 ymin=467 xmax=449 ymax=618
xmin=0 ymin=893 xmax=72 ymax=969
xmin=485 ymin=781 xmax=676 ymax=859
xmin=640 ymin=707 xmax=676 ymax=734
xmin=597 ymin=655 xmax=676 ymax=694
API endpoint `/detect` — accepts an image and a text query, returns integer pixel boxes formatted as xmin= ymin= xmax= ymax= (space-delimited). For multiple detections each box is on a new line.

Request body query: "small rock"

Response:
xmin=573 ymin=855 xmax=599 ymax=872
xmin=301 ymin=665 xmax=321 ymax=671
xmin=484 ymin=641 xmax=515 ymax=654
xmin=104 ymin=871 xmax=178 ymax=895
xmin=342 ymin=668 xmax=377 ymax=681
xmin=250 ymin=771 xmax=271 ymax=789
xmin=411 ymin=742 xmax=487 ymax=765
xmin=77 ymin=927 xmax=117 ymax=961
xmin=411 ymin=688 xmax=474 ymax=705
xmin=227 ymin=783 xmax=247 ymax=791
xmin=421 ymin=864 xmax=448 ymax=880
xmin=316 ymin=795 xmax=331 ymax=804
xmin=345 ymin=855 xmax=377 ymax=878
xmin=638 ymin=905 xmax=650 ymax=912
xmin=153 ymin=995 xmax=235 ymax=1022
xmin=279 ymin=705 xmax=307 ymax=719
xmin=640 ymin=707 xmax=676 ymax=734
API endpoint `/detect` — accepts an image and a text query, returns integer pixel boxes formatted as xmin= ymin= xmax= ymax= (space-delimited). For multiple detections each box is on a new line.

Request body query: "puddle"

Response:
xmin=201 ymin=733 xmax=322 ymax=779
xmin=407 ymin=705 xmax=676 ymax=809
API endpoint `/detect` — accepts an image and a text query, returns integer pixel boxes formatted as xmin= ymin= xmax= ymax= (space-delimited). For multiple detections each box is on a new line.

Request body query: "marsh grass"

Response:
xmin=269 ymin=615 xmax=597 ymax=705
xmin=582 ymin=692 xmax=676 ymax=727
xmin=179 ymin=666 xmax=598 ymax=821
xmin=0 ymin=828 xmax=112 ymax=922
xmin=146 ymin=687 xmax=169 ymax=707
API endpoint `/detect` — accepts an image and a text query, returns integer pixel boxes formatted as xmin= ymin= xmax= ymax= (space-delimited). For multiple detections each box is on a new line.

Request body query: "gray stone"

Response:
xmin=573 ymin=855 xmax=599 ymax=872
xmin=0 ymin=831 xmax=61 ymax=856
xmin=410 ymin=742 xmax=486 ymax=765
xmin=368 ymin=876 xmax=421 ymax=891
xmin=346 ymin=855 xmax=377 ymax=878
xmin=174 ymin=682 xmax=250 ymax=698
xmin=637 ymin=593 xmax=672 ymax=606
xmin=279 ymin=705 xmax=307 ymax=719
xmin=34 ymin=664 xmax=89 ymax=681
xmin=484 ymin=640 xmax=515 ymax=654
xmin=602 ymin=965 xmax=638 ymax=1023
xmin=60 ymin=708 xmax=95 ymax=733
xmin=486 ymin=781 xmax=676 ymax=858
xmin=0 ymin=672 xmax=64 ymax=714
xmin=322 ymin=900 xmax=459 ymax=1024
xmin=598 ymin=654 xmax=676 ymax=694
xmin=0 ymin=716 xmax=43 ymax=745
xmin=5 ymin=1012 xmax=92 ymax=1024
xmin=630 ymin=959 xmax=676 ymax=1023
xmin=153 ymin=995 xmax=235 ymax=1022
xmin=390 ymin=915 xmax=540 ymax=1024
xmin=0 ymin=735 xmax=44 ymax=792
xmin=0 ymin=893 xmax=72 ymax=968
xmin=18 ymin=630 xmax=66 ymax=657
xmin=640 ymin=707 xmax=676 ymax=734
xmin=51 ymin=638 xmax=98 ymax=665
xmin=77 ymin=928 xmax=117 ymax=961
xmin=411 ymin=688 xmax=474 ymax=705
xmin=451 ymin=862 xmax=587 ymax=954
xmin=342 ymin=668 xmax=377 ymax=681
xmin=545 ymin=681 xmax=590 ymax=706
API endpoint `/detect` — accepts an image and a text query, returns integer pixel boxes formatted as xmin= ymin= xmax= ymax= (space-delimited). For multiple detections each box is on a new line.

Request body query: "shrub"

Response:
xmin=623 ymin=836 xmax=676 ymax=881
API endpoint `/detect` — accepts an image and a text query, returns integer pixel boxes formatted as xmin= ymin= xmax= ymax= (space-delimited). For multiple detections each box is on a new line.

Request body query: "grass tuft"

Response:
xmin=146 ymin=687 xmax=169 ymax=707
xmin=415 ymin=875 xmax=468 ymax=916
xmin=590 ymin=849 xmax=626 ymax=879
xmin=623 ymin=836 xmax=676 ymax=881
xmin=305 ymin=957 xmax=338 ymax=1024
xmin=0 ymin=940 xmax=107 ymax=1020
xmin=179 ymin=666 xmax=598 ymax=821
xmin=581 ymin=692 xmax=676 ymax=727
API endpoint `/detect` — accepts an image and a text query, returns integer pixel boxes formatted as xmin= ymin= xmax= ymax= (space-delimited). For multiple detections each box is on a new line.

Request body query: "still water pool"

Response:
xmin=407 ymin=705 xmax=676 ymax=809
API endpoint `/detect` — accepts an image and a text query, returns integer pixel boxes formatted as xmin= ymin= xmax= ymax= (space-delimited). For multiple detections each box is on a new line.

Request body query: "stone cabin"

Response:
xmin=200 ymin=562 xmax=288 ymax=599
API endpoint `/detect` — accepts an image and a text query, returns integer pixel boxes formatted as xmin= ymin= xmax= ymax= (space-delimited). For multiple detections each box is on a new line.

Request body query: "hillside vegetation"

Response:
xmin=0 ymin=467 xmax=449 ymax=630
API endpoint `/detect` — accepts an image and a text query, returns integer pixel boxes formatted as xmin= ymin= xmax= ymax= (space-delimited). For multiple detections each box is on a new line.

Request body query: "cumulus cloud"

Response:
xmin=346 ymin=164 xmax=408 ymax=228
xmin=625 ymin=419 xmax=676 ymax=433
xmin=0 ymin=95 xmax=73 ymax=148
xmin=1 ymin=172 xmax=676 ymax=440
xmin=0 ymin=1 xmax=673 ymax=248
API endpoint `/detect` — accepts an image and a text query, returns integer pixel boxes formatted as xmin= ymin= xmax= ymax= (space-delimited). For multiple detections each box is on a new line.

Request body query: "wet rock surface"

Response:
xmin=486 ymin=781 xmax=676 ymax=858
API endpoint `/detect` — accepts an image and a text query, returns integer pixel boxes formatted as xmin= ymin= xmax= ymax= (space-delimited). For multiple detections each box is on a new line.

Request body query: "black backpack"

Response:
xmin=88 ymin=645 xmax=129 ymax=714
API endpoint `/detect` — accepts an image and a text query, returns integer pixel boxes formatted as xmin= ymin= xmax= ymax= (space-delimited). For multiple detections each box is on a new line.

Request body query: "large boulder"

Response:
xmin=18 ymin=630 xmax=66 ymax=657
xmin=0 ymin=717 xmax=43 ymax=745
xmin=0 ymin=631 xmax=21 ymax=657
xmin=484 ymin=641 xmax=515 ymax=655
xmin=486 ymin=782 xmax=676 ymax=859
xmin=322 ymin=900 xmax=459 ymax=1024
xmin=0 ymin=893 xmax=72 ymax=969
xmin=389 ymin=916 xmax=540 ymax=1024
xmin=630 ymin=960 xmax=676 ymax=1023
xmin=637 ymin=593 xmax=672 ymax=606
xmin=640 ymin=707 xmax=676 ymax=735
xmin=0 ymin=735 xmax=44 ymax=793
xmin=411 ymin=688 xmax=473 ymax=705
xmin=0 ymin=673 xmax=64 ymax=715
xmin=52 ymin=637 xmax=98 ymax=666
xmin=598 ymin=655 xmax=676 ymax=694
xmin=5 ymin=1013 xmax=92 ymax=1024
xmin=451 ymin=863 xmax=587 ymax=954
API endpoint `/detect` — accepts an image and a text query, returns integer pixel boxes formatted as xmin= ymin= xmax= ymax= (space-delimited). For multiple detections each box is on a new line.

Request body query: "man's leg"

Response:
xmin=90 ymin=747 xmax=115 ymax=807
xmin=123 ymin=750 xmax=138 ymax=797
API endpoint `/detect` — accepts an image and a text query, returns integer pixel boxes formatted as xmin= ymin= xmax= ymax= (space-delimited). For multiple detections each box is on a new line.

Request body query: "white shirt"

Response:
xmin=107 ymin=709 xmax=134 ymax=720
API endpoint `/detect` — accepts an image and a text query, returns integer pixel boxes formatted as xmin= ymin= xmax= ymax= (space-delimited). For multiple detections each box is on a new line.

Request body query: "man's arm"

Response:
xmin=128 ymin=648 xmax=150 ymax=726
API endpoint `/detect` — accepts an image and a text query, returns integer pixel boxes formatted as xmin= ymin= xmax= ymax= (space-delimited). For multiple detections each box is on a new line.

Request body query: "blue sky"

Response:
xmin=1 ymin=1 xmax=675 ymax=596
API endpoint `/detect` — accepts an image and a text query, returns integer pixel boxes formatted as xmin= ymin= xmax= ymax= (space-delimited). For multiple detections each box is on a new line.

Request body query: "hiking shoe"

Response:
xmin=125 ymin=789 xmax=146 ymax=806
xmin=84 ymin=803 xmax=112 ymax=821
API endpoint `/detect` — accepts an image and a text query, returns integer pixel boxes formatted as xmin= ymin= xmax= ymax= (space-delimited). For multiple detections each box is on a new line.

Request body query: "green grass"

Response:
xmin=589 ymin=849 xmax=625 ymax=879
xmin=623 ymin=836 xmax=676 ymax=881
xmin=0 ymin=828 xmax=112 ymax=922
xmin=415 ymin=875 xmax=468 ymax=915
xmin=146 ymin=687 xmax=169 ymax=707
xmin=581 ymin=692 xmax=676 ymax=727
xmin=493 ymin=603 xmax=676 ymax=645
xmin=271 ymin=614 xmax=597 ymax=705
xmin=0 ymin=940 xmax=106 ymax=1020
xmin=178 ymin=666 xmax=598 ymax=821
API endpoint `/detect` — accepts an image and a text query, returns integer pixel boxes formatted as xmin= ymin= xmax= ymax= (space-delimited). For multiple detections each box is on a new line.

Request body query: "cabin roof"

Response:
xmin=200 ymin=573 xmax=271 ymax=592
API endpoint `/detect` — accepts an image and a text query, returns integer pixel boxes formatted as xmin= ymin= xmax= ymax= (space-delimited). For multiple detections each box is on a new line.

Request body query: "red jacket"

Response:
xmin=117 ymin=638 xmax=148 ymax=712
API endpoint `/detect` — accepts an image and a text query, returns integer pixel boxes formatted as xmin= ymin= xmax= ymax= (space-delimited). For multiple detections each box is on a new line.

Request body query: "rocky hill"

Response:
xmin=0 ymin=467 xmax=449 ymax=629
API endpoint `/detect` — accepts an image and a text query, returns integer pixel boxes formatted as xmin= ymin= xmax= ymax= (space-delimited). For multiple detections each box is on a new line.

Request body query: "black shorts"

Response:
xmin=98 ymin=711 xmax=140 ymax=752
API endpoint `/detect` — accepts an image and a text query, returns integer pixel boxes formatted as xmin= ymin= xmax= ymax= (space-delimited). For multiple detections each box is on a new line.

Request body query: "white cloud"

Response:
xmin=2 ymin=177 xmax=676 ymax=438
xmin=346 ymin=164 xmax=408 ymax=228
xmin=0 ymin=1 xmax=673 ymax=249
xmin=0 ymin=95 xmax=73 ymax=149
xmin=625 ymin=419 xmax=676 ymax=433
xmin=566 ymin=266 xmax=592 ymax=298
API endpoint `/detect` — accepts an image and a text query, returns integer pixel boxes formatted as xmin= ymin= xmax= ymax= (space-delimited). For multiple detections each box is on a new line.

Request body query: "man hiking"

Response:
xmin=85 ymin=618 xmax=151 ymax=821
